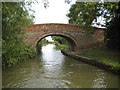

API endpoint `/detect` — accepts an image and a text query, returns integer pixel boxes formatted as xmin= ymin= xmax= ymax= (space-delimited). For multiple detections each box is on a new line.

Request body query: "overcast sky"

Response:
xmin=31 ymin=0 xmax=76 ymax=24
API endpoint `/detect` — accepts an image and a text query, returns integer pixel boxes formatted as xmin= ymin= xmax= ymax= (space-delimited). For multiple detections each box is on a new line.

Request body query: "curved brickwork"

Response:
xmin=24 ymin=23 xmax=103 ymax=51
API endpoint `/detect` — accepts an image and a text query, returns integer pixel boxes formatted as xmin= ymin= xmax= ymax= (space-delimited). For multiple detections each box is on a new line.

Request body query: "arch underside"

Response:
xmin=34 ymin=33 xmax=77 ymax=51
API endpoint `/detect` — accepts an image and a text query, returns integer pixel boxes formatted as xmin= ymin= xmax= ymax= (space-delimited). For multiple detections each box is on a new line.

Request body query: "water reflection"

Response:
xmin=41 ymin=44 xmax=64 ymax=66
xmin=2 ymin=44 xmax=119 ymax=88
xmin=92 ymin=72 xmax=107 ymax=88
xmin=41 ymin=44 xmax=65 ymax=80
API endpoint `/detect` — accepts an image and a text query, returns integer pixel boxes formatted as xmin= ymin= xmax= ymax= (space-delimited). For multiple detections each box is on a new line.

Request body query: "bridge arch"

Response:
xmin=34 ymin=32 xmax=78 ymax=51
xmin=25 ymin=23 xmax=102 ymax=51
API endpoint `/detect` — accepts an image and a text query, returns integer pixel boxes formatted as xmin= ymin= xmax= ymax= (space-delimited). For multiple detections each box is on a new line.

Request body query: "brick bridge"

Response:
xmin=24 ymin=23 xmax=103 ymax=51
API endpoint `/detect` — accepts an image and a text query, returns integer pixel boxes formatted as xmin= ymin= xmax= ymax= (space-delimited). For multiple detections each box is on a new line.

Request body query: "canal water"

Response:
xmin=3 ymin=44 xmax=119 ymax=88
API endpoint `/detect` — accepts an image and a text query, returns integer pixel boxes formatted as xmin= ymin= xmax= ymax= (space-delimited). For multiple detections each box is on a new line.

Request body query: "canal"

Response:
xmin=3 ymin=44 xmax=119 ymax=88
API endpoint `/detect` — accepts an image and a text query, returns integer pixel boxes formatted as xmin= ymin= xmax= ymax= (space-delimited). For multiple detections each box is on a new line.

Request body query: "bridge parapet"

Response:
xmin=26 ymin=23 xmax=84 ymax=33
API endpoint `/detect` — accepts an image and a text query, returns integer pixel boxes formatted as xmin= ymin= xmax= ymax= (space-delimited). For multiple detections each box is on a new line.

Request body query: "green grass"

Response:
xmin=76 ymin=46 xmax=120 ymax=68
xmin=52 ymin=41 xmax=69 ymax=50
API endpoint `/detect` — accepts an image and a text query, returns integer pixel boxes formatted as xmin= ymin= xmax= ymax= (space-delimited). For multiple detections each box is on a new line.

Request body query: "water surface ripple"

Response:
xmin=3 ymin=44 xmax=119 ymax=88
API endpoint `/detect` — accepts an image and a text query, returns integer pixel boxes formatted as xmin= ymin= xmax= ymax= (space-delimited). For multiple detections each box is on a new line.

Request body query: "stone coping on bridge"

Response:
xmin=61 ymin=50 xmax=120 ymax=75
xmin=25 ymin=23 xmax=85 ymax=32
xmin=27 ymin=23 xmax=83 ymax=27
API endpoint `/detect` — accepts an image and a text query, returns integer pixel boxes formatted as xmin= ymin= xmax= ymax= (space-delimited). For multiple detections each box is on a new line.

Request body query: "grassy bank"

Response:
xmin=52 ymin=41 xmax=69 ymax=50
xmin=75 ymin=46 xmax=120 ymax=68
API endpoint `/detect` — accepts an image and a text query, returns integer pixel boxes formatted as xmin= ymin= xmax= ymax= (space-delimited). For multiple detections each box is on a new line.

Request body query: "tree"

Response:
xmin=2 ymin=2 xmax=35 ymax=67
xmin=106 ymin=2 xmax=120 ymax=51
xmin=52 ymin=36 xmax=68 ymax=45
xmin=67 ymin=2 xmax=118 ymax=28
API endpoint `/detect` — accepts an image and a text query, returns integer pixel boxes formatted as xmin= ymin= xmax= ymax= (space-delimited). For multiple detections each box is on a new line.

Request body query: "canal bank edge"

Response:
xmin=61 ymin=50 xmax=120 ymax=75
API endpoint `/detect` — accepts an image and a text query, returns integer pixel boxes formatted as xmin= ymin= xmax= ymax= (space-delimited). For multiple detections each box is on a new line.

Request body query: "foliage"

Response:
xmin=51 ymin=36 xmax=69 ymax=50
xmin=52 ymin=41 xmax=69 ymax=50
xmin=52 ymin=36 xmax=68 ymax=45
xmin=67 ymin=2 xmax=97 ymax=26
xmin=2 ymin=2 xmax=35 ymax=68
xmin=42 ymin=0 xmax=49 ymax=8
xmin=67 ymin=2 xmax=118 ymax=28
xmin=36 ymin=38 xmax=49 ymax=53
xmin=106 ymin=2 xmax=120 ymax=51
xmin=65 ymin=0 xmax=72 ymax=4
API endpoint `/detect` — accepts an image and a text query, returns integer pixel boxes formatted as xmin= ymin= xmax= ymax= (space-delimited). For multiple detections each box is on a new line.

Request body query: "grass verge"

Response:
xmin=75 ymin=46 xmax=120 ymax=68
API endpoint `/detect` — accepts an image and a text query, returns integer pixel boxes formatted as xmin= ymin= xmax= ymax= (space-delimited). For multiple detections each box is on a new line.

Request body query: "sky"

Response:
xmin=31 ymin=0 xmax=76 ymax=24
xmin=31 ymin=0 xmax=76 ymax=41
